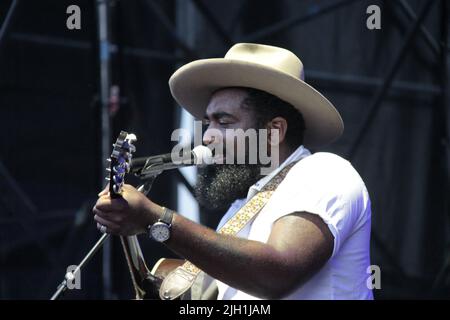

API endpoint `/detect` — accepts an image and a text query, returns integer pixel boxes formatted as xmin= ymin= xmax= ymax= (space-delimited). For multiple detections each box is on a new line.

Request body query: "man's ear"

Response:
xmin=267 ymin=117 xmax=288 ymax=145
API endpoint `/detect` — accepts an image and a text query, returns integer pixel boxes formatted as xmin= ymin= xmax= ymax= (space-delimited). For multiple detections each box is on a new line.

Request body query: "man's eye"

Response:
xmin=219 ymin=121 xmax=231 ymax=126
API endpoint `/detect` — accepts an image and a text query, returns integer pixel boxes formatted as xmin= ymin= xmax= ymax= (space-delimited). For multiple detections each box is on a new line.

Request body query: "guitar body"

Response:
xmin=119 ymin=237 xmax=185 ymax=300
xmin=151 ymin=258 xmax=185 ymax=280
xmin=135 ymin=258 xmax=184 ymax=300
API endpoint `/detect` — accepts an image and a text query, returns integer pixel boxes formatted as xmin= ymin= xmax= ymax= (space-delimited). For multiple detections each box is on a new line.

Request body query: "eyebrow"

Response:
xmin=203 ymin=112 xmax=237 ymax=121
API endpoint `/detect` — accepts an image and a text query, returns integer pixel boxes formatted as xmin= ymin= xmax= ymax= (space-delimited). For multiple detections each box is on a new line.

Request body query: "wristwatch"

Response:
xmin=148 ymin=207 xmax=173 ymax=242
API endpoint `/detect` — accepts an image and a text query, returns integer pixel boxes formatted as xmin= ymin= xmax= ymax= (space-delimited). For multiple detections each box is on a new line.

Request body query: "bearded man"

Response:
xmin=93 ymin=43 xmax=373 ymax=300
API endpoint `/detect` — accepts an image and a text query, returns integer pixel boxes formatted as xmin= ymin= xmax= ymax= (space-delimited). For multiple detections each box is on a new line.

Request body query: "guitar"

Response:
xmin=108 ymin=131 xmax=185 ymax=299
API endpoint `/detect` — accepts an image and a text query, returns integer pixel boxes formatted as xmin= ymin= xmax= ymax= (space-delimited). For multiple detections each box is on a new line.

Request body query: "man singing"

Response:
xmin=93 ymin=43 xmax=373 ymax=300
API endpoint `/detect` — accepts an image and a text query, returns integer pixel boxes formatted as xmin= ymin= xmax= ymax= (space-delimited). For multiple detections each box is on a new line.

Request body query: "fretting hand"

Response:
xmin=93 ymin=184 xmax=163 ymax=236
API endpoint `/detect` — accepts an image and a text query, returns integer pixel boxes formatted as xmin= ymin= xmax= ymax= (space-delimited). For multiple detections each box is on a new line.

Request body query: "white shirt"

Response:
xmin=215 ymin=145 xmax=373 ymax=300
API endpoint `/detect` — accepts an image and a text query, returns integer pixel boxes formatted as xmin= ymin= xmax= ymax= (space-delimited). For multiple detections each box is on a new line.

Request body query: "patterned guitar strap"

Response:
xmin=159 ymin=162 xmax=297 ymax=300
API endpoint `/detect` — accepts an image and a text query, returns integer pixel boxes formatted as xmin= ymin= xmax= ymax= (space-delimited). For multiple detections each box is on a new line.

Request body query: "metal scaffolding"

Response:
xmin=0 ymin=0 xmax=448 ymax=298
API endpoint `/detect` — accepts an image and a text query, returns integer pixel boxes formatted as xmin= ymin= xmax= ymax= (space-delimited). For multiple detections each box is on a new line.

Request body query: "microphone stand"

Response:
xmin=50 ymin=233 xmax=109 ymax=300
xmin=50 ymin=175 xmax=159 ymax=300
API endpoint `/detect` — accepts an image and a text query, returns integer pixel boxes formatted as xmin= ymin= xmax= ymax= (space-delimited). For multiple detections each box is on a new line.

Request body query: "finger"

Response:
xmin=97 ymin=223 xmax=109 ymax=234
xmin=93 ymin=207 xmax=124 ymax=223
xmin=98 ymin=184 xmax=110 ymax=197
xmin=93 ymin=198 xmax=113 ymax=213
xmin=95 ymin=197 xmax=127 ymax=212
xmin=94 ymin=214 xmax=120 ymax=233
xmin=121 ymin=184 xmax=135 ymax=191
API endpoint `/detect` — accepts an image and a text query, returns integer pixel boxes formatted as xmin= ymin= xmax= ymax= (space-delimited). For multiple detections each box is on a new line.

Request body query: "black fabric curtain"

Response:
xmin=0 ymin=0 xmax=448 ymax=299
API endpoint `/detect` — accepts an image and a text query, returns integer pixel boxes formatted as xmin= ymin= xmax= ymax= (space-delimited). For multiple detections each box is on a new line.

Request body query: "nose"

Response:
xmin=202 ymin=126 xmax=215 ymax=146
xmin=203 ymin=123 xmax=225 ymax=146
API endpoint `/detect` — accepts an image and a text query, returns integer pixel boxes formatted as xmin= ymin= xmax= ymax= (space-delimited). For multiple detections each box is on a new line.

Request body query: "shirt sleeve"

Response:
xmin=251 ymin=153 xmax=370 ymax=258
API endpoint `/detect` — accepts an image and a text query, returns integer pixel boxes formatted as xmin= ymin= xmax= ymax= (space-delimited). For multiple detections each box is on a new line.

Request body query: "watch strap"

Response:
xmin=160 ymin=207 xmax=173 ymax=225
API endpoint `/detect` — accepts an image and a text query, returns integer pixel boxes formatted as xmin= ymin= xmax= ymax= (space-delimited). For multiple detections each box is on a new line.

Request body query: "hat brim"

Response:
xmin=169 ymin=58 xmax=344 ymax=148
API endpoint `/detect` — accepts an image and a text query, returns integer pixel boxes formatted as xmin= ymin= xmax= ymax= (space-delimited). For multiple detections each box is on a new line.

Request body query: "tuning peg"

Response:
xmin=113 ymin=175 xmax=123 ymax=184
xmin=106 ymin=158 xmax=111 ymax=162
xmin=126 ymin=133 xmax=137 ymax=142
xmin=113 ymin=166 xmax=125 ymax=174
xmin=113 ymin=184 xmax=122 ymax=194
xmin=105 ymin=177 xmax=110 ymax=181
xmin=106 ymin=168 xmax=111 ymax=172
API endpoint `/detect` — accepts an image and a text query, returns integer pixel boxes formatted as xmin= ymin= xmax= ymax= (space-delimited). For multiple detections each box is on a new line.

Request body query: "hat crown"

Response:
xmin=224 ymin=43 xmax=305 ymax=81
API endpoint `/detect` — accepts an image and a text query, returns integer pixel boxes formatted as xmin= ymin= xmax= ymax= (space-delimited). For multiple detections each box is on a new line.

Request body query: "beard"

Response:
xmin=194 ymin=164 xmax=263 ymax=212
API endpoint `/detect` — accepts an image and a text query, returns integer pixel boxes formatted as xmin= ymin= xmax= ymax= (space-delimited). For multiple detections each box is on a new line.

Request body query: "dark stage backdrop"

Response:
xmin=0 ymin=0 xmax=448 ymax=299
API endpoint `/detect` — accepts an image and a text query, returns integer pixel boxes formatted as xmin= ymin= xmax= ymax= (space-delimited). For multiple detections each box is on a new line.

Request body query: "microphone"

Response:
xmin=131 ymin=145 xmax=213 ymax=177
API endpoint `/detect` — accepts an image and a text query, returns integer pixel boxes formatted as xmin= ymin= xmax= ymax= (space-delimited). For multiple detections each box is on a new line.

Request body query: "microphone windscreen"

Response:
xmin=192 ymin=145 xmax=213 ymax=165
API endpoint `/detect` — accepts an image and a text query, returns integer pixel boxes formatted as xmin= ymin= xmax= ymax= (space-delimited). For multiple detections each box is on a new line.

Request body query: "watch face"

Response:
xmin=150 ymin=223 xmax=170 ymax=242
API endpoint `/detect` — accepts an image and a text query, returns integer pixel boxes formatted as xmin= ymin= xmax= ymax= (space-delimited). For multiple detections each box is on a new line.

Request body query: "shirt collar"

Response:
xmin=247 ymin=145 xmax=311 ymax=200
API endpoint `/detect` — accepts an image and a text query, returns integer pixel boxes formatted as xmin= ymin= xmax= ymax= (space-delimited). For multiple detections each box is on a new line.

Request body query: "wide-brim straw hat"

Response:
xmin=169 ymin=43 xmax=344 ymax=147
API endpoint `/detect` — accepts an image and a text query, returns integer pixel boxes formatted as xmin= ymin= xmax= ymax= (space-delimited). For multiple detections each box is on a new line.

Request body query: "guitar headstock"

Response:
xmin=107 ymin=131 xmax=137 ymax=198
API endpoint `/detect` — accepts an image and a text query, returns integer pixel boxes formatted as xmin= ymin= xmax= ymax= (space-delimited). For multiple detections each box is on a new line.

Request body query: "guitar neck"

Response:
xmin=109 ymin=167 xmax=160 ymax=298
xmin=108 ymin=175 xmax=158 ymax=298
xmin=107 ymin=131 xmax=160 ymax=299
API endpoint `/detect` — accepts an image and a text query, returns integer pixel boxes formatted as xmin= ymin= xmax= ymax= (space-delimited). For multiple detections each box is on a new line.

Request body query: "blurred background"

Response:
xmin=0 ymin=0 xmax=448 ymax=299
